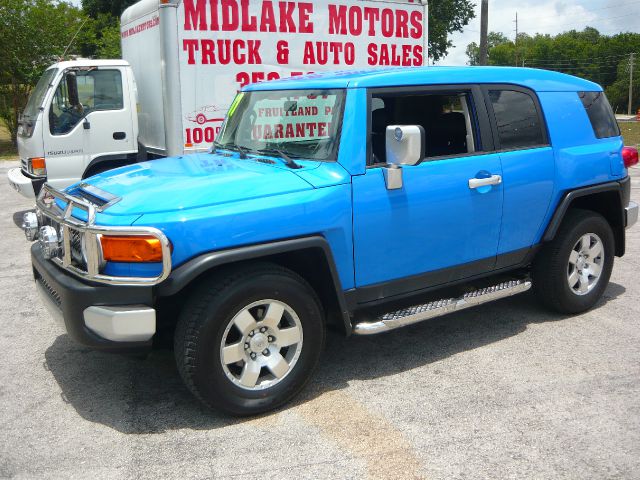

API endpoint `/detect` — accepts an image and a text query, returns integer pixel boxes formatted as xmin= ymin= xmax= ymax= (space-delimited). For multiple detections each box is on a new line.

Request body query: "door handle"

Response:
xmin=468 ymin=175 xmax=502 ymax=189
xmin=113 ymin=132 xmax=126 ymax=140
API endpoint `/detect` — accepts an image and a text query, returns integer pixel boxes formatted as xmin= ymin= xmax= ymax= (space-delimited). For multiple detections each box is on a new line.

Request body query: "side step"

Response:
xmin=352 ymin=279 xmax=532 ymax=335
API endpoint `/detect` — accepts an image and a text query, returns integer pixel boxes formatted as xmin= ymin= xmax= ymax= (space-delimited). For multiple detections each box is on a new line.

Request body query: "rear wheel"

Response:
xmin=174 ymin=264 xmax=324 ymax=415
xmin=533 ymin=209 xmax=614 ymax=314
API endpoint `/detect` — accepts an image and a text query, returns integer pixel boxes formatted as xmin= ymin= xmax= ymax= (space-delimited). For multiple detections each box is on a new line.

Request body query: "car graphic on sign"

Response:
xmin=186 ymin=105 xmax=226 ymax=125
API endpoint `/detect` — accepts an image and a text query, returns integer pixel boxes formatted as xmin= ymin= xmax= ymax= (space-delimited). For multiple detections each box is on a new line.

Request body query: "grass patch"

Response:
xmin=620 ymin=121 xmax=640 ymax=147
xmin=0 ymin=123 xmax=18 ymax=160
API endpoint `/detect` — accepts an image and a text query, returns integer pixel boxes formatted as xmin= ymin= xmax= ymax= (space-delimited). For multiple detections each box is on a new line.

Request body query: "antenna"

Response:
xmin=514 ymin=12 xmax=519 ymax=67
xmin=60 ymin=17 xmax=88 ymax=61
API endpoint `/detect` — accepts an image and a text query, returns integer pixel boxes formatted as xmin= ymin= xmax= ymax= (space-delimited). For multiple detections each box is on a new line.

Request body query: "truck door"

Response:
xmin=352 ymin=87 xmax=504 ymax=299
xmin=43 ymin=67 xmax=134 ymax=188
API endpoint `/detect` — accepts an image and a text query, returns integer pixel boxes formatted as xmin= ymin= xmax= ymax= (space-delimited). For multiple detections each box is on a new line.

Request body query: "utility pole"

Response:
xmin=514 ymin=12 xmax=519 ymax=67
xmin=628 ymin=53 xmax=635 ymax=116
xmin=479 ymin=0 xmax=489 ymax=65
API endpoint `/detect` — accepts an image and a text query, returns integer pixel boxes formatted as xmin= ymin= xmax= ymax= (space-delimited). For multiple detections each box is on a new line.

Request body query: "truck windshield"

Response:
xmin=216 ymin=89 xmax=346 ymax=161
xmin=22 ymin=68 xmax=58 ymax=119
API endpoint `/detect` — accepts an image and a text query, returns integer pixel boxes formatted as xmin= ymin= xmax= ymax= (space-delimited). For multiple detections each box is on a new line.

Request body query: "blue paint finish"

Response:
xmin=352 ymin=153 xmax=503 ymax=287
xmin=532 ymin=91 xmax=622 ymax=243
xmin=56 ymin=67 xmax=625 ymax=296
xmin=245 ymin=67 xmax=601 ymax=93
xmin=497 ymin=147 xmax=555 ymax=254
xmin=132 ymin=182 xmax=356 ymax=289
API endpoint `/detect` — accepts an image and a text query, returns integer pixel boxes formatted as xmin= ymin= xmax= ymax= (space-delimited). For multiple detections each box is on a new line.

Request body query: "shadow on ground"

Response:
xmin=44 ymin=283 xmax=626 ymax=434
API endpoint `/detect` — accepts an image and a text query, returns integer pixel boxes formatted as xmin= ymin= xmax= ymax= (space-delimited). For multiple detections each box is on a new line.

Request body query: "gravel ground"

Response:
xmin=1 ymin=160 xmax=639 ymax=480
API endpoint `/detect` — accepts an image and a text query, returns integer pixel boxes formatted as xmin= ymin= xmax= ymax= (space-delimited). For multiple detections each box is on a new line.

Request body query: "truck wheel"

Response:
xmin=174 ymin=264 xmax=324 ymax=415
xmin=533 ymin=209 xmax=614 ymax=314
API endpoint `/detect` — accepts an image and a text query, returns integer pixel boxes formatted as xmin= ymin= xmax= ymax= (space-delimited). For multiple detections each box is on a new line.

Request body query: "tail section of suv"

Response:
xmin=23 ymin=67 xmax=638 ymax=415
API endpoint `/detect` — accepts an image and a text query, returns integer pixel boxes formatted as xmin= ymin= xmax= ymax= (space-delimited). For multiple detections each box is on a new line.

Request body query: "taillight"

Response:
xmin=622 ymin=146 xmax=639 ymax=168
xmin=28 ymin=157 xmax=46 ymax=176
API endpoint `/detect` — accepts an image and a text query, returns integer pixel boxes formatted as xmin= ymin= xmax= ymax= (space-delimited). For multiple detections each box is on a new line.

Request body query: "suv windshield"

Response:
xmin=22 ymin=68 xmax=58 ymax=120
xmin=216 ymin=89 xmax=346 ymax=161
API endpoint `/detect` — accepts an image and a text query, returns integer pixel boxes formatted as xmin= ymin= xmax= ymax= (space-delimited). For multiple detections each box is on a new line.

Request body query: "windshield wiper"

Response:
xmin=213 ymin=141 xmax=248 ymax=159
xmin=255 ymin=148 xmax=302 ymax=169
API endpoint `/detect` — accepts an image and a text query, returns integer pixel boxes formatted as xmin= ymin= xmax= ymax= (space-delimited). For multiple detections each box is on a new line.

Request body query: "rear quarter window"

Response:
xmin=578 ymin=91 xmax=620 ymax=139
xmin=489 ymin=89 xmax=546 ymax=150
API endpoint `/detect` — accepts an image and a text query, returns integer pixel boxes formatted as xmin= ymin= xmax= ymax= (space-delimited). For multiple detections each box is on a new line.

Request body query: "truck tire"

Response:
xmin=533 ymin=209 xmax=614 ymax=314
xmin=174 ymin=263 xmax=325 ymax=415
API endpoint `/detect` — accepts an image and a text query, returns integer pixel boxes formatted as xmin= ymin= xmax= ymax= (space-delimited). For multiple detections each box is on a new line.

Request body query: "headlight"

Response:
xmin=22 ymin=212 xmax=39 ymax=241
xmin=38 ymin=226 xmax=60 ymax=259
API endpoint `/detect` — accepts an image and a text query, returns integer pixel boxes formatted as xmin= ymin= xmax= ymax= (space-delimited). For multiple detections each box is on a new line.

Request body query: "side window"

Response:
xmin=49 ymin=69 xmax=124 ymax=136
xmin=489 ymin=90 xmax=545 ymax=150
xmin=579 ymin=91 xmax=620 ymax=139
xmin=369 ymin=91 xmax=478 ymax=164
xmin=49 ymin=74 xmax=83 ymax=136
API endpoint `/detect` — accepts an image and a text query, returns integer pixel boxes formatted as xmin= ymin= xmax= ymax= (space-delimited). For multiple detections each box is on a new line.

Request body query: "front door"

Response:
xmin=43 ymin=67 xmax=133 ymax=188
xmin=352 ymin=86 xmax=504 ymax=300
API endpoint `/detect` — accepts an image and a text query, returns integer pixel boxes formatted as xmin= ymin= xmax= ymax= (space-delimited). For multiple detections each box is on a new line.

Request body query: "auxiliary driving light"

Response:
xmin=38 ymin=225 xmax=60 ymax=259
xmin=22 ymin=212 xmax=39 ymax=241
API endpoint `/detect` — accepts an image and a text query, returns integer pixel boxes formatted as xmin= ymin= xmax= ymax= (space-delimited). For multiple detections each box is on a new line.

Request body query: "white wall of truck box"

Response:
xmin=120 ymin=0 xmax=428 ymax=158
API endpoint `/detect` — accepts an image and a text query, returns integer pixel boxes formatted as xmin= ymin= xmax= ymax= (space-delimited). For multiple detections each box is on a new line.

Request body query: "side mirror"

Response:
xmin=382 ymin=125 xmax=425 ymax=190
xmin=65 ymin=71 xmax=80 ymax=108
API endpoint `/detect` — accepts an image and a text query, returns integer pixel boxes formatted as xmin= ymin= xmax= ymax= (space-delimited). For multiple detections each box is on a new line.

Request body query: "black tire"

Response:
xmin=174 ymin=263 xmax=325 ymax=416
xmin=533 ymin=209 xmax=614 ymax=314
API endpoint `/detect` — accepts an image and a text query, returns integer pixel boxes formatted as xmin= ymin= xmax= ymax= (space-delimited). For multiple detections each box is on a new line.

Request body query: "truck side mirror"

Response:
xmin=66 ymin=71 xmax=80 ymax=108
xmin=382 ymin=125 xmax=425 ymax=190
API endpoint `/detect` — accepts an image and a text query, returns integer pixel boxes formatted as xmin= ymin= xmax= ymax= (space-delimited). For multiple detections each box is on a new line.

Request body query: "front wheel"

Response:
xmin=533 ymin=209 xmax=615 ymax=314
xmin=174 ymin=264 xmax=324 ymax=415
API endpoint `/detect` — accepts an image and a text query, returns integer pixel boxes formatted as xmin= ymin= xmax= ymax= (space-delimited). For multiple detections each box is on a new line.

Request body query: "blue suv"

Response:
xmin=23 ymin=67 xmax=638 ymax=415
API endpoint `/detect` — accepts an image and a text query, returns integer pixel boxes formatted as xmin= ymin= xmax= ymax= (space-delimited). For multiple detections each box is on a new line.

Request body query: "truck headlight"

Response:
xmin=38 ymin=226 xmax=60 ymax=259
xmin=22 ymin=212 xmax=39 ymax=241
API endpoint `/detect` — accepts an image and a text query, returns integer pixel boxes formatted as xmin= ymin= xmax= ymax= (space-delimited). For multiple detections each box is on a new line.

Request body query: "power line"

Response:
xmin=516 ymin=1 xmax=640 ymax=22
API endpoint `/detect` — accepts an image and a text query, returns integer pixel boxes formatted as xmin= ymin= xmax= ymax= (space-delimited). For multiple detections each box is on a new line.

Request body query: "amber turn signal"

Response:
xmin=29 ymin=157 xmax=46 ymax=176
xmin=100 ymin=235 xmax=166 ymax=263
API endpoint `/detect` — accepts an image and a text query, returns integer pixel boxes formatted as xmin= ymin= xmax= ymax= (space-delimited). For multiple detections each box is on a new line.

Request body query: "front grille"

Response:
xmin=36 ymin=273 xmax=62 ymax=308
xmin=68 ymin=227 xmax=86 ymax=268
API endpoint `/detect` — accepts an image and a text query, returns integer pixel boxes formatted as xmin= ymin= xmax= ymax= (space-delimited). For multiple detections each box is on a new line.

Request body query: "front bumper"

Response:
xmin=7 ymin=168 xmax=44 ymax=199
xmin=626 ymin=201 xmax=638 ymax=228
xmin=31 ymin=243 xmax=156 ymax=352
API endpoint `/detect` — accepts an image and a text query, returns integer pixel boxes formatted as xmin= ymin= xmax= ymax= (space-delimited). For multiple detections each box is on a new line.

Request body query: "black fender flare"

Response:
xmin=542 ymin=179 xmax=628 ymax=256
xmin=156 ymin=236 xmax=353 ymax=334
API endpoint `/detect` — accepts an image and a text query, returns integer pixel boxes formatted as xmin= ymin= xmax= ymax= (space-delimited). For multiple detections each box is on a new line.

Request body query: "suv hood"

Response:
xmin=78 ymin=153 xmax=317 ymax=216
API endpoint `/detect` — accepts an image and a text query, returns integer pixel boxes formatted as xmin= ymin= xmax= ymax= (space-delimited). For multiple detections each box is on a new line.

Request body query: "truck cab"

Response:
xmin=8 ymin=59 xmax=138 ymax=198
xmin=22 ymin=66 xmax=638 ymax=416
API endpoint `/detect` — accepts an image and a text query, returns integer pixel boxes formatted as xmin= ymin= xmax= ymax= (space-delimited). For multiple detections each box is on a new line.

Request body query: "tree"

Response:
xmin=80 ymin=0 xmax=136 ymax=58
xmin=428 ymin=0 xmax=476 ymax=61
xmin=0 ymin=0 xmax=87 ymax=144
xmin=465 ymin=32 xmax=509 ymax=65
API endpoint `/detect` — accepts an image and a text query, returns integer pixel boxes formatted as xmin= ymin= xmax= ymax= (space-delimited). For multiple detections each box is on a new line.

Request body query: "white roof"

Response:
xmin=49 ymin=59 xmax=130 ymax=70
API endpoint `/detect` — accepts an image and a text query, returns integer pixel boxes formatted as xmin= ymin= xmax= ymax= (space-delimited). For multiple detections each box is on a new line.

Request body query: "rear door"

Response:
xmin=352 ymin=85 xmax=504 ymax=300
xmin=482 ymin=86 xmax=556 ymax=267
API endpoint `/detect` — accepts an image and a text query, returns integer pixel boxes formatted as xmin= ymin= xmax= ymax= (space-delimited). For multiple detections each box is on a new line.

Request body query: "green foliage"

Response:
xmin=0 ymin=0 xmax=87 ymax=144
xmin=428 ymin=0 xmax=476 ymax=61
xmin=468 ymin=28 xmax=640 ymax=112
xmin=465 ymin=32 xmax=509 ymax=65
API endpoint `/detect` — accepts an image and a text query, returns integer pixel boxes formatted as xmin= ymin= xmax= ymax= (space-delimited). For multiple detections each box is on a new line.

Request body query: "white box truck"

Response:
xmin=8 ymin=0 xmax=428 ymax=198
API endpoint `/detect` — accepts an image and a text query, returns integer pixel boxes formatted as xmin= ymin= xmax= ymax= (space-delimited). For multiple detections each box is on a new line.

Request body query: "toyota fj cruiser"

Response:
xmin=23 ymin=67 xmax=638 ymax=415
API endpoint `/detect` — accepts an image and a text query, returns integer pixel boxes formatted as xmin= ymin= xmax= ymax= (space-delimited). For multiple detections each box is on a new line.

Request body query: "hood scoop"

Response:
xmin=68 ymin=182 xmax=121 ymax=210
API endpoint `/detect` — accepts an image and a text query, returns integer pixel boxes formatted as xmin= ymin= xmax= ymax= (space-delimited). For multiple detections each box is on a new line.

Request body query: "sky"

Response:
xmin=442 ymin=0 xmax=640 ymax=65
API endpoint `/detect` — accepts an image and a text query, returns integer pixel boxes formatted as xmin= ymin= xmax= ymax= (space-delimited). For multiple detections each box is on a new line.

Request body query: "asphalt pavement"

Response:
xmin=1 ymin=160 xmax=639 ymax=479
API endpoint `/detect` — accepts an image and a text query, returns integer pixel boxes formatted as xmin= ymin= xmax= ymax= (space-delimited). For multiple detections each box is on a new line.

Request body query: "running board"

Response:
xmin=352 ymin=279 xmax=532 ymax=335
